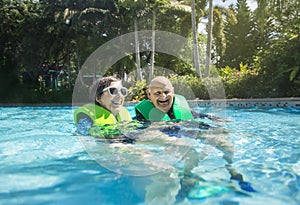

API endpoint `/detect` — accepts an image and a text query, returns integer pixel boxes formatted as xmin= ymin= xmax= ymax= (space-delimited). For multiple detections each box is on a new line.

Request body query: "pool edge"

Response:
xmin=1 ymin=97 xmax=300 ymax=108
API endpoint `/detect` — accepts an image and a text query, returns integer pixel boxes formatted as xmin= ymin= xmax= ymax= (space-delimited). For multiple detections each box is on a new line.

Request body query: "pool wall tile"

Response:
xmin=3 ymin=98 xmax=299 ymax=108
xmin=186 ymin=98 xmax=300 ymax=108
xmin=125 ymin=98 xmax=300 ymax=108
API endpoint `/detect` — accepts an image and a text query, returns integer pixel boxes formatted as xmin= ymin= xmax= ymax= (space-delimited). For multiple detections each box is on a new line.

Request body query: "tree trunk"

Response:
xmin=134 ymin=19 xmax=142 ymax=81
xmin=191 ymin=0 xmax=201 ymax=77
xmin=149 ymin=11 xmax=156 ymax=83
xmin=205 ymin=0 xmax=213 ymax=77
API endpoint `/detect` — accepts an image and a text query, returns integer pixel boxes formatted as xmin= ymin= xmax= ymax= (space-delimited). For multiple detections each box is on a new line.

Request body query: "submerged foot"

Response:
xmin=177 ymin=173 xmax=232 ymax=201
xmin=229 ymin=170 xmax=257 ymax=192
xmin=176 ymin=173 xmax=201 ymax=201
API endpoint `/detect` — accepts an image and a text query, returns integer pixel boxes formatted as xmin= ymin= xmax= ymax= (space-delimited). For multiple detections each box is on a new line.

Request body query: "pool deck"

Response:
xmin=1 ymin=97 xmax=300 ymax=108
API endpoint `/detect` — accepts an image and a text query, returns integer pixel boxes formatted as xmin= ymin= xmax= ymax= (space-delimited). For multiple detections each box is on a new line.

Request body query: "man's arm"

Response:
xmin=191 ymin=109 xmax=231 ymax=122
xmin=134 ymin=109 xmax=147 ymax=121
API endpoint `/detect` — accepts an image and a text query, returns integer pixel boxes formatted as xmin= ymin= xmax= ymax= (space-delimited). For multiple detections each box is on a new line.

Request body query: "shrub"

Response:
xmin=127 ymin=80 xmax=147 ymax=101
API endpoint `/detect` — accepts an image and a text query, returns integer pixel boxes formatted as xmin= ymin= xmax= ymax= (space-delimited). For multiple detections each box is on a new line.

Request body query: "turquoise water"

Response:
xmin=0 ymin=106 xmax=299 ymax=204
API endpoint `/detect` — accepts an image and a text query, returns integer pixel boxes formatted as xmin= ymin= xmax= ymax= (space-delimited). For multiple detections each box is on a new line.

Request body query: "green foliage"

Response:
xmin=169 ymin=74 xmax=225 ymax=100
xmin=222 ymin=71 xmax=264 ymax=98
xmin=0 ymin=83 xmax=72 ymax=104
xmin=169 ymin=75 xmax=203 ymax=99
xmin=257 ymin=34 xmax=300 ymax=97
xmin=219 ymin=63 xmax=258 ymax=79
xmin=0 ymin=0 xmax=300 ymax=103
xmin=127 ymin=80 xmax=147 ymax=102
xmin=219 ymin=0 xmax=256 ymax=68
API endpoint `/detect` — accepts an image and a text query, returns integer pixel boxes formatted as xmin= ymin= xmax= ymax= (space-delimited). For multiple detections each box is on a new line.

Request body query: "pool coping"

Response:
xmin=1 ymin=97 xmax=300 ymax=108
xmin=187 ymin=97 xmax=300 ymax=108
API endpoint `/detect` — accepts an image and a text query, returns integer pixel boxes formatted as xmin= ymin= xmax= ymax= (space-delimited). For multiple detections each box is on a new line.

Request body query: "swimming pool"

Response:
xmin=0 ymin=106 xmax=299 ymax=204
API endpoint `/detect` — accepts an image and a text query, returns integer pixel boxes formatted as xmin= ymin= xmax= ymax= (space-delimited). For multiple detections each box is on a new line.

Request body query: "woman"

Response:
xmin=74 ymin=76 xmax=132 ymax=139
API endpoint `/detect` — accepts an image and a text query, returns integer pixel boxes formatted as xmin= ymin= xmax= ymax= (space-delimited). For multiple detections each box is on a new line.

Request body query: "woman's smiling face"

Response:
xmin=147 ymin=77 xmax=174 ymax=113
xmin=96 ymin=81 xmax=125 ymax=116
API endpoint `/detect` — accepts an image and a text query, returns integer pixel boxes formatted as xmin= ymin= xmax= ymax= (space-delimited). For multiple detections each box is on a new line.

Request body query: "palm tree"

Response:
xmin=148 ymin=10 xmax=156 ymax=83
xmin=191 ymin=0 xmax=201 ymax=77
xmin=62 ymin=1 xmax=112 ymax=85
xmin=134 ymin=19 xmax=143 ymax=81
xmin=170 ymin=0 xmax=204 ymax=77
xmin=172 ymin=0 xmax=235 ymax=77
xmin=204 ymin=0 xmax=213 ymax=77
xmin=205 ymin=0 xmax=237 ymax=76
xmin=119 ymin=0 xmax=156 ymax=81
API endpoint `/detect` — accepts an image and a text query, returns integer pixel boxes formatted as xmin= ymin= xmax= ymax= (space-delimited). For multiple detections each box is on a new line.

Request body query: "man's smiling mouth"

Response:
xmin=157 ymin=99 xmax=169 ymax=104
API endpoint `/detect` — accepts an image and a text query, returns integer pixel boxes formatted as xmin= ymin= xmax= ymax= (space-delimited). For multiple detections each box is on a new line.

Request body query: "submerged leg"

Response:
xmin=145 ymin=169 xmax=181 ymax=205
xmin=196 ymin=132 xmax=257 ymax=192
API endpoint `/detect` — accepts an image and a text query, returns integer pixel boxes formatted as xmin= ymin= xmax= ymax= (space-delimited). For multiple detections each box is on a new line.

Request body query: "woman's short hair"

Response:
xmin=89 ymin=76 xmax=120 ymax=105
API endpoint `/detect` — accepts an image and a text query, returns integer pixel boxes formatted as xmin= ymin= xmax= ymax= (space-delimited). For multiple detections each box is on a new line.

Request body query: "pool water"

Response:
xmin=0 ymin=106 xmax=299 ymax=205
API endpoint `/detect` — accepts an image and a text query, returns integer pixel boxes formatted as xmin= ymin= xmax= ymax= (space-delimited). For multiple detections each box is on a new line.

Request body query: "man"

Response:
xmin=135 ymin=76 xmax=194 ymax=121
xmin=135 ymin=76 xmax=230 ymax=123
xmin=134 ymin=76 xmax=255 ymax=202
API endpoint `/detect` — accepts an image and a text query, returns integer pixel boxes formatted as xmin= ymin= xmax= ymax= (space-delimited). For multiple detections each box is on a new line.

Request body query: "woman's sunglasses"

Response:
xmin=102 ymin=86 xmax=128 ymax=96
